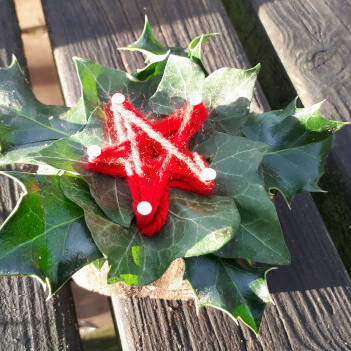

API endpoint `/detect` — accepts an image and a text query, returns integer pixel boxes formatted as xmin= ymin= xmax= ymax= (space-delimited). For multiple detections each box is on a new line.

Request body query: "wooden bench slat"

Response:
xmin=42 ymin=0 xmax=351 ymax=349
xmin=0 ymin=1 xmax=82 ymax=349
xmin=243 ymin=0 xmax=351 ymax=267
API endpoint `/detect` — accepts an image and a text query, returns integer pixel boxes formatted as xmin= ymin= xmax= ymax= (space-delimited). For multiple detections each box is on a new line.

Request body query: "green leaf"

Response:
xmin=92 ymin=257 xmax=106 ymax=271
xmin=0 ymin=172 xmax=101 ymax=294
xmin=31 ymin=108 xmax=135 ymax=226
xmin=243 ymin=99 xmax=346 ymax=202
xmin=75 ymin=163 xmax=134 ymax=227
xmin=60 ymin=175 xmax=239 ymax=286
xmin=0 ymin=100 xmax=86 ymax=167
xmin=185 ymin=255 xmax=272 ymax=333
xmin=0 ymin=57 xmax=85 ymax=152
xmin=187 ymin=34 xmax=216 ymax=61
xmin=201 ymin=65 xmax=260 ymax=138
xmin=196 ymin=132 xmax=290 ymax=264
xmin=74 ymin=56 xmax=163 ymax=119
xmin=32 ymin=107 xmax=105 ymax=172
xmin=119 ymin=16 xmax=214 ymax=72
xmin=119 ymin=16 xmax=168 ymax=63
xmin=148 ymin=54 xmax=206 ymax=115
xmin=186 ymin=33 xmax=216 ymax=75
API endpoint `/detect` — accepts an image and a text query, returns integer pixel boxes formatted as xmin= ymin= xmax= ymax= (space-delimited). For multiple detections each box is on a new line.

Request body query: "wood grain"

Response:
xmin=247 ymin=0 xmax=351 ymax=271
xmin=0 ymin=1 xmax=82 ymax=350
xmin=42 ymin=0 xmax=351 ymax=349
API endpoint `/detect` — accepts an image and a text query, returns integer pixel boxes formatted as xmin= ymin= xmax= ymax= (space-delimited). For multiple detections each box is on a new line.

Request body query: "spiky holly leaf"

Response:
xmin=187 ymin=34 xmax=217 ymax=62
xmin=0 ymin=57 xmax=85 ymax=166
xmin=185 ymin=255 xmax=272 ymax=334
xmin=119 ymin=16 xmax=214 ymax=70
xmin=243 ymin=99 xmax=346 ymax=202
xmin=0 ymin=172 xmax=101 ymax=294
xmin=119 ymin=16 xmax=168 ymax=63
xmin=195 ymin=132 xmax=290 ymax=264
xmin=61 ymin=175 xmax=239 ymax=286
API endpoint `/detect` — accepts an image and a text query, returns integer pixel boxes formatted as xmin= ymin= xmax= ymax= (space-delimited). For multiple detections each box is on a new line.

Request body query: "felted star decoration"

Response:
xmin=86 ymin=93 xmax=217 ymax=236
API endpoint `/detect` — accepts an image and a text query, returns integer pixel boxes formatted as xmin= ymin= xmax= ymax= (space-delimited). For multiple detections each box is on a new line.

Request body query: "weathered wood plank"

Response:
xmin=243 ymin=0 xmax=351 ymax=271
xmin=42 ymin=0 xmax=351 ymax=349
xmin=0 ymin=1 xmax=82 ymax=350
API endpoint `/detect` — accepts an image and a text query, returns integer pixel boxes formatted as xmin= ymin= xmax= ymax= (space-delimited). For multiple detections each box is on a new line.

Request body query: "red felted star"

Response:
xmin=86 ymin=93 xmax=216 ymax=236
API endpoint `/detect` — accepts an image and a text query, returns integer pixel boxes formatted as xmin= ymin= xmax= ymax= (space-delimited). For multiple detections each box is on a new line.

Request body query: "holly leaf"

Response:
xmin=185 ymin=255 xmax=272 ymax=334
xmin=186 ymin=33 xmax=217 ymax=75
xmin=60 ymin=175 xmax=239 ymax=286
xmin=119 ymin=16 xmax=168 ymax=63
xmin=187 ymin=34 xmax=217 ymax=62
xmin=0 ymin=172 xmax=101 ymax=294
xmin=195 ymin=132 xmax=290 ymax=264
xmin=120 ymin=16 xmax=214 ymax=72
xmin=243 ymin=99 xmax=346 ymax=202
xmin=0 ymin=57 xmax=85 ymax=164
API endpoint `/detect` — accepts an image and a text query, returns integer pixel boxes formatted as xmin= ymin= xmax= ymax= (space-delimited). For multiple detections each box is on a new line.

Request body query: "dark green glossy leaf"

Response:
xmin=185 ymin=255 xmax=272 ymax=333
xmin=32 ymin=109 xmax=134 ymax=226
xmin=243 ymin=99 xmax=346 ymax=202
xmin=196 ymin=132 xmax=290 ymax=264
xmin=0 ymin=57 xmax=86 ymax=166
xmin=75 ymin=163 xmax=133 ymax=227
xmin=0 ymin=172 xmax=101 ymax=294
xmin=61 ymin=175 xmax=239 ymax=286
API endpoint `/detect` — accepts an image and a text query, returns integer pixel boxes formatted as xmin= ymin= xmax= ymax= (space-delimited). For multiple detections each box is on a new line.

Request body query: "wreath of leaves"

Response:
xmin=0 ymin=18 xmax=345 ymax=333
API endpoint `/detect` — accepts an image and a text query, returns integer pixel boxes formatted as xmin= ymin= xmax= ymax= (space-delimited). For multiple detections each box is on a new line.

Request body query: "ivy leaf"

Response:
xmin=119 ymin=15 xmax=168 ymax=63
xmin=196 ymin=132 xmax=290 ymax=264
xmin=61 ymin=175 xmax=239 ymax=286
xmin=0 ymin=58 xmax=86 ymax=166
xmin=148 ymin=54 xmax=206 ymax=115
xmin=243 ymin=99 xmax=346 ymax=202
xmin=184 ymin=255 xmax=272 ymax=334
xmin=200 ymin=65 xmax=260 ymax=139
xmin=0 ymin=172 xmax=101 ymax=294
xmin=75 ymin=163 xmax=134 ymax=228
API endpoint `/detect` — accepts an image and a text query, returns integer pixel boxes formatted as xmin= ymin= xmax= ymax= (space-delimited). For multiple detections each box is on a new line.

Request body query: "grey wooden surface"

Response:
xmin=243 ymin=0 xmax=351 ymax=272
xmin=40 ymin=0 xmax=351 ymax=350
xmin=0 ymin=1 xmax=82 ymax=350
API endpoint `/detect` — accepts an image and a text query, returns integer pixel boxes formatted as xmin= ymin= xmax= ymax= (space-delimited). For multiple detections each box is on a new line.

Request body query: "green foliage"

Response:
xmin=185 ymin=255 xmax=271 ymax=333
xmin=243 ymin=99 xmax=345 ymax=202
xmin=0 ymin=17 xmax=344 ymax=332
xmin=0 ymin=172 xmax=101 ymax=294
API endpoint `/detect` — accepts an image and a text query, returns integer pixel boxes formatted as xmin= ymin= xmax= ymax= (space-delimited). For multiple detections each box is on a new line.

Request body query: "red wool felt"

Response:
xmin=86 ymin=95 xmax=215 ymax=236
